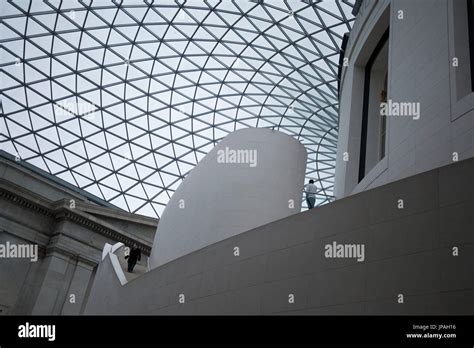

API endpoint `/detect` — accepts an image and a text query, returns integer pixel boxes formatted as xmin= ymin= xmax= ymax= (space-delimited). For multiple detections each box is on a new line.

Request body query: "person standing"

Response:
xmin=125 ymin=243 xmax=141 ymax=273
xmin=304 ymin=179 xmax=318 ymax=209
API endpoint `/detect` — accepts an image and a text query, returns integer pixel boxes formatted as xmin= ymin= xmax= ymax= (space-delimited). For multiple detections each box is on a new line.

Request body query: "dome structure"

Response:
xmin=0 ymin=0 xmax=355 ymax=218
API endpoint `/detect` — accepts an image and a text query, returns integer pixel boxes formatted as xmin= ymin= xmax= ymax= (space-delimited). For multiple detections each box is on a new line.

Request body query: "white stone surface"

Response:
xmin=149 ymin=128 xmax=307 ymax=269
xmin=335 ymin=0 xmax=474 ymax=198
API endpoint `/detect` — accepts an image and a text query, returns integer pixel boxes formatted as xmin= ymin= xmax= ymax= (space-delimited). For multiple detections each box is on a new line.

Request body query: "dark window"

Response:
xmin=358 ymin=29 xmax=389 ymax=182
xmin=379 ymin=72 xmax=388 ymax=159
xmin=467 ymin=0 xmax=474 ymax=91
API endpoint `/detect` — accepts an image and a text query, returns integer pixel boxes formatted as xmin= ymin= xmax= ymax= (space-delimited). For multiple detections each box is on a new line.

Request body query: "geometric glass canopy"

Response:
xmin=0 ymin=0 xmax=355 ymax=218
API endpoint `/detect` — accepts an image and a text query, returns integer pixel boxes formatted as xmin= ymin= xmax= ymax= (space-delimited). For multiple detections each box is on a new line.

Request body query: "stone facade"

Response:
xmin=335 ymin=0 xmax=474 ymax=198
xmin=0 ymin=154 xmax=157 ymax=314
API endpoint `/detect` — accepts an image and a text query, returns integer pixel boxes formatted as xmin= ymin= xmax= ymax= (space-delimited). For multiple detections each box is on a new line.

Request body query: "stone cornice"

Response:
xmin=0 ymin=188 xmax=54 ymax=218
xmin=76 ymin=199 xmax=158 ymax=226
xmin=0 ymin=185 xmax=152 ymax=256
xmin=55 ymin=208 xmax=151 ymax=256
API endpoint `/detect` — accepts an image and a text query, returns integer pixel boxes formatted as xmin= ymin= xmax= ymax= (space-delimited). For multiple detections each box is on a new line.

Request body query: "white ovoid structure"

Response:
xmin=149 ymin=128 xmax=307 ymax=269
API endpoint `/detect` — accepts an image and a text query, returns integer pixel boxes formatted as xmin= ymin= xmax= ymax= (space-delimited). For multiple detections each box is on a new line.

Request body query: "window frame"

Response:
xmin=448 ymin=0 xmax=474 ymax=121
xmin=358 ymin=28 xmax=390 ymax=183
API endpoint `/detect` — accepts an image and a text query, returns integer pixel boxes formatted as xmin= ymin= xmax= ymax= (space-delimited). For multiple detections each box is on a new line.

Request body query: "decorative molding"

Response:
xmin=0 ymin=188 xmax=54 ymax=218
xmin=55 ymin=210 xmax=151 ymax=256
xmin=0 ymin=186 xmax=152 ymax=255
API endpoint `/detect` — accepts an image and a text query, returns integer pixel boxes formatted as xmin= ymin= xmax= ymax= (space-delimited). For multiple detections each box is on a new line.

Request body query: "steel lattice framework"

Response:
xmin=0 ymin=0 xmax=354 ymax=218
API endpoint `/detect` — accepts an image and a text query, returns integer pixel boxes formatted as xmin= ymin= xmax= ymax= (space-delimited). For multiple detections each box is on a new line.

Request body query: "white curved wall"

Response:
xmin=149 ymin=128 xmax=307 ymax=269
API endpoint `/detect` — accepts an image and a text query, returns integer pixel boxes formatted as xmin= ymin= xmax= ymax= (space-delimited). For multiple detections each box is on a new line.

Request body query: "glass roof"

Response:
xmin=0 ymin=0 xmax=354 ymax=218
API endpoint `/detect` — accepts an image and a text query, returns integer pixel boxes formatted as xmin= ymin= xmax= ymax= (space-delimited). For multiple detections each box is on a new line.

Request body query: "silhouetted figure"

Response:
xmin=304 ymin=179 xmax=317 ymax=209
xmin=125 ymin=243 xmax=141 ymax=273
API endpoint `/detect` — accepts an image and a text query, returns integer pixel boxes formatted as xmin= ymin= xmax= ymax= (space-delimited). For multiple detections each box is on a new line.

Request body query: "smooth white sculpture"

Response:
xmin=149 ymin=128 xmax=307 ymax=269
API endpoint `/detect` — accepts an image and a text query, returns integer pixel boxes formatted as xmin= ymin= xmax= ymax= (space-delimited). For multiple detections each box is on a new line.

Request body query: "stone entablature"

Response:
xmin=0 ymin=156 xmax=157 ymax=314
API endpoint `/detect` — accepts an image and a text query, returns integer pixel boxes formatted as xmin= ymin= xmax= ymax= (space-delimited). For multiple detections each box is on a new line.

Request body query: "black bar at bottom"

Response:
xmin=0 ymin=315 xmax=473 ymax=346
